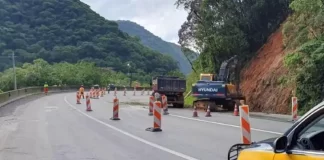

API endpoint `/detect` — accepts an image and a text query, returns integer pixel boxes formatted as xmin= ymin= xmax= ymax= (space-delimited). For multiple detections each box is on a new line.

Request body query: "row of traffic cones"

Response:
xmin=192 ymin=105 xmax=211 ymax=117
xmin=192 ymin=103 xmax=240 ymax=117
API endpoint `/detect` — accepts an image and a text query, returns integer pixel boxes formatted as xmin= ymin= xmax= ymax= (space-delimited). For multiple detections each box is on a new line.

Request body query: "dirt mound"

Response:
xmin=240 ymin=27 xmax=293 ymax=114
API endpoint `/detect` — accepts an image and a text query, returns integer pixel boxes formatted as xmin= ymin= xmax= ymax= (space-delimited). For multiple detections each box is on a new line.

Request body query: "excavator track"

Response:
xmin=193 ymin=99 xmax=226 ymax=112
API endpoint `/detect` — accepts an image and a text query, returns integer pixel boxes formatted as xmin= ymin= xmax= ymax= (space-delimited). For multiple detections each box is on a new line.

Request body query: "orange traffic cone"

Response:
xmin=205 ymin=105 xmax=211 ymax=117
xmin=193 ymin=106 xmax=198 ymax=117
xmin=233 ymin=104 xmax=239 ymax=116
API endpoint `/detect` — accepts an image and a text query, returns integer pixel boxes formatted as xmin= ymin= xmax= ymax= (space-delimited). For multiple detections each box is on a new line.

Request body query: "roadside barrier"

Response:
xmin=162 ymin=95 xmax=169 ymax=115
xmin=86 ymin=94 xmax=93 ymax=111
xmin=292 ymin=97 xmax=298 ymax=121
xmin=146 ymin=101 xmax=162 ymax=132
xmin=205 ymin=105 xmax=211 ymax=117
xmin=101 ymin=89 xmax=104 ymax=97
xmin=96 ymin=90 xmax=99 ymax=99
xmin=110 ymin=96 xmax=120 ymax=120
xmin=148 ymin=96 xmax=154 ymax=116
xmin=239 ymin=105 xmax=251 ymax=144
xmin=76 ymin=91 xmax=81 ymax=104
xmin=0 ymin=86 xmax=81 ymax=108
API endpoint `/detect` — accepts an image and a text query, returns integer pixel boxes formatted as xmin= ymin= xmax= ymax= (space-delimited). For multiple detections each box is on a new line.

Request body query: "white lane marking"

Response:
xmin=170 ymin=114 xmax=283 ymax=135
xmin=63 ymin=96 xmax=198 ymax=160
xmin=130 ymin=106 xmax=283 ymax=135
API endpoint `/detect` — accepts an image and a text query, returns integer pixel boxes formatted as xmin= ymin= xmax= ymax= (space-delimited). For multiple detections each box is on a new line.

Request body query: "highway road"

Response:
xmin=0 ymin=91 xmax=294 ymax=160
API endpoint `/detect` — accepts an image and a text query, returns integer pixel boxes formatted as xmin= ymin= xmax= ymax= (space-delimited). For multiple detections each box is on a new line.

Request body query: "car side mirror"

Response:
xmin=273 ymin=136 xmax=288 ymax=153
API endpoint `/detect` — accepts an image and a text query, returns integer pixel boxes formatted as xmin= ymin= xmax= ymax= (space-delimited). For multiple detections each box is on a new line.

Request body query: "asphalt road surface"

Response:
xmin=0 ymin=91 xmax=294 ymax=160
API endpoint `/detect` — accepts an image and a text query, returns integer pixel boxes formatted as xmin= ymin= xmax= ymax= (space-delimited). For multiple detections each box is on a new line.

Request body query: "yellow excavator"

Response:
xmin=191 ymin=55 xmax=245 ymax=111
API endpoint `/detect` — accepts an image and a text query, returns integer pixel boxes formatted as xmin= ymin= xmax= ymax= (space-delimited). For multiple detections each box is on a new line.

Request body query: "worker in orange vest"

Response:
xmin=44 ymin=82 xmax=49 ymax=95
xmin=79 ymin=85 xmax=85 ymax=99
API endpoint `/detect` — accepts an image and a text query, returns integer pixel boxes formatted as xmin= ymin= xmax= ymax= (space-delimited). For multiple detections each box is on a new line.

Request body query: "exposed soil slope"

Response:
xmin=240 ymin=27 xmax=293 ymax=114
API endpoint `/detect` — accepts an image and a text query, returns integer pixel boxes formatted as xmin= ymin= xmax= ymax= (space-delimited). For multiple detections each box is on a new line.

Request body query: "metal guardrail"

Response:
xmin=0 ymin=86 xmax=152 ymax=108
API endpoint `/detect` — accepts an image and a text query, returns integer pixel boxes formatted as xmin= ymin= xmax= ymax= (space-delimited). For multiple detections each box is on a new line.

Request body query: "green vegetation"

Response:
xmin=0 ymin=0 xmax=179 ymax=77
xmin=283 ymin=0 xmax=324 ymax=114
xmin=0 ymin=58 xmax=184 ymax=92
xmin=0 ymin=59 xmax=130 ymax=91
xmin=176 ymin=0 xmax=290 ymax=106
xmin=116 ymin=20 xmax=198 ymax=75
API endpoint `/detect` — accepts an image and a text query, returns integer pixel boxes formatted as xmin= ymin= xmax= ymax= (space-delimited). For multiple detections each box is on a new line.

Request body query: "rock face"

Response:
xmin=240 ymin=27 xmax=293 ymax=114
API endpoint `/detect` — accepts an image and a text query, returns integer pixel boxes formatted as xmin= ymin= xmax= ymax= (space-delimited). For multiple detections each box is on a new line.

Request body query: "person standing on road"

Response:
xmin=44 ymin=82 xmax=49 ymax=95
xmin=79 ymin=85 xmax=85 ymax=99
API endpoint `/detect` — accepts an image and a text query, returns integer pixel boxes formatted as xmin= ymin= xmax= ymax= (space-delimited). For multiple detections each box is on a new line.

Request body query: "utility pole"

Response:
xmin=127 ymin=63 xmax=132 ymax=87
xmin=0 ymin=53 xmax=17 ymax=90
xmin=11 ymin=52 xmax=17 ymax=90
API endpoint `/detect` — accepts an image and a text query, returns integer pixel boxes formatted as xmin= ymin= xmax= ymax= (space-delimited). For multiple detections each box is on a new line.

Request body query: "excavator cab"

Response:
xmin=200 ymin=74 xmax=215 ymax=81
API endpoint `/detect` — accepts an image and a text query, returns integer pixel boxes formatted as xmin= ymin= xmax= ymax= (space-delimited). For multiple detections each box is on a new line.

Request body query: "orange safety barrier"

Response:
xmin=96 ymin=89 xmax=99 ymax=99
xmin=76 ymin=91 xmax=81 ymax=104
xmin=90 ymin=89 xmax=93 ymax=99
xmin=239 ymin=105 xmax=251 ymax=144
xmin=148 ymin=96 xmax=154 ymax=116
xmin=146 ymin=101 xmax=162 ymax=132
xmin=110 ymin=97 xmax=120 ymax=120
xmin=101 ymin=89 xmax=104 ymax=97
xmin=86 ymin=94 xmax=92 ymax=111
xmin=292 ymin=97 xmax=298 ymax=121
xmin=161 ymin=95 xmax=169 ymax=115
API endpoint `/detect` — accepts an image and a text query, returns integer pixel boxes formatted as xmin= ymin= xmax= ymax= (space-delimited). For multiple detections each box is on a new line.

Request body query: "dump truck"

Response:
xmin=151 ymin=76 xmax=186 ymax=108
xmin=191 ymin=55 xmax=245 ymax=111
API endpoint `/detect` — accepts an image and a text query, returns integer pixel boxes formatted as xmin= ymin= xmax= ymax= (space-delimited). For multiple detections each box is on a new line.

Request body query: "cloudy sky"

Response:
xmin=80 ymin=0 xmax=188 ymax=43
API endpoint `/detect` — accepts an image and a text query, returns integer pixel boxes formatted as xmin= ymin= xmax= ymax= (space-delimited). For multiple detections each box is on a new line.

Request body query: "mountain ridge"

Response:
xmin=116 ymin=20 xmax=197 ymax=75
xmin=0 ymin=0 xmax=179 ymax=77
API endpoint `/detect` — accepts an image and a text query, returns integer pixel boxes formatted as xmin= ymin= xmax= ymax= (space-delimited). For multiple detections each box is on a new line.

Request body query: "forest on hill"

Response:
xmin=282 ymin=0 xmax=324 ymax=113
xmin=116 ymin=20 xmax=198 ymax=75
xmin=178 ymin=0 xmax=324 ymax=114
xmin=0 ymin=0 xmax=180 ymax=80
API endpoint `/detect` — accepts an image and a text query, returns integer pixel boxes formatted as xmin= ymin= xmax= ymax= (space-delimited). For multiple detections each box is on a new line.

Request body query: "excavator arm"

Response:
xmin=216 ymin=55 xmax=238 ymax=83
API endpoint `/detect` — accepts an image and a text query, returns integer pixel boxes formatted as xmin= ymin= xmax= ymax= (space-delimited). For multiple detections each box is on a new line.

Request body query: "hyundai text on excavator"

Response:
xmin=191 ymin=55 xmax=245 ymax=111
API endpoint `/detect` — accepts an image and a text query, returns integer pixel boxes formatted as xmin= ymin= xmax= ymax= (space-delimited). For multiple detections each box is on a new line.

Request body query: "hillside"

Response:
xmin=116 ymin=20 xmax=197 ymax=75
xmin=0 ymin=0 xmax=178 ymax=75
xmin=240 ymin=26 xmax=293 ymax=114
xmin=241 ymin=0 xmax=324 ymax=114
